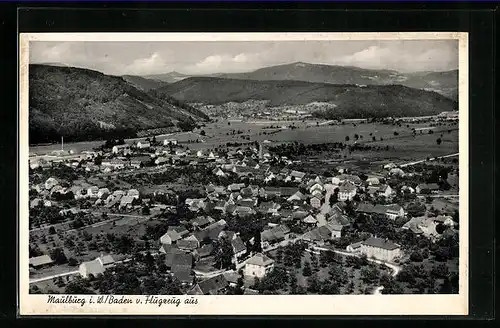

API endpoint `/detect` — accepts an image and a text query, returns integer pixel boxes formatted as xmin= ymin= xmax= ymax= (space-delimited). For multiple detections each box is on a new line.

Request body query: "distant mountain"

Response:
xmin=216 ymin=62 xmax=458 ymax=101
xmin=122 ymin=75 xmax=168 ymax=91
xmin=144 ymin=71 xmax=225 ymax=84
xmin=38 ymin=62 xmax=72 ymax=68
xmin=29 ymin=65 xmax=208 ymax=144
xmin=401 ymin=70 xmax=459 ymax=100
xmin=156 ymin=76 xmax=458 ymax=119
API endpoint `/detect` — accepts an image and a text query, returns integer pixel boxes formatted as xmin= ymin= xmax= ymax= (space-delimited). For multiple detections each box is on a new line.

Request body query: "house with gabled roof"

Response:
xmin=237 ymin=198 xmax=257 ymax=208
xmin=234 ymin=206 xmax=256 ymax=217
xmin=228 ymin=183 xmax=246 ymax=192
xmin=231 ymin=236 xmax=247 ymax=258
xmin=378 ymin=184 xmax=393 ymax=198
xmin=188 ymin=274 xmax=229 ymax=295
xmin=160 ymin=230 xmax=182 ymax=245
xmin=136 ymin=141 xmax=150 ymax=149
xmin=112 ymin=144 xmax=130 ymax=154
xmin=29 ymin=255 xmax=54 ymax=269
xmin=177 ymin=235 xmax=200 ymax=252
xmin=360 ymin=237 xmax=401 ymax=262
xmin=310 ymin=195 xmax=323 ymax=209
xmin=338 ymin=181 xmax=357 ymax=201
xmin=244 ymin=253 xmax=275 ymax=279
xmin=356 ymin=203 xmax=405 ymax=220
xmin=193 ymin=220 xmax=227 ymax=244
xmin=119 ymin=196 xmax=135 ymax=209
xmin=416 ymin=183 xmax=440 ymax=194
xmin=287 ymin=190 xmax=306 ymax=203
xmin=193 ymin=243 xmax=214 ymax=261
xmin=302 ymin=223 xmax=342 ymax=245
xmin=260 ymin=224 xmax=290 ymax=249
xmin=303 ymin=214 xmax=318 ymax=225
xmin=192 ymin=216 xmax=213 ymax=230
xmin=309 ymin=182 xmax=325 ymax=194
xmin=258 ymin=201 xmax=281 ymax=216
xmin=79 ymin=254 xmax=115 ymax=278
xmin=285 ymin=170 xmax=306 ymax=183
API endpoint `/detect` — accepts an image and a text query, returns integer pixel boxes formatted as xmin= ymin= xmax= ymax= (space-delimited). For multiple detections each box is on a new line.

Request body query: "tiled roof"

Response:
xmin=197 ymin=274 xmax=229 ymax=295
xmin=29 ymin=255 xmax=53 ymax=267
xmin=172 ymin=253 xmax=193 ymax=267
xmin=177 ymin=238 xmax=199 ymax=250
xmin=246 ymin=253 xmax=274 ymax=267
xmin=172 ymin=267 xmax=192 ymax=283
xmin=231 ymin=237 xmax=247 ymax=254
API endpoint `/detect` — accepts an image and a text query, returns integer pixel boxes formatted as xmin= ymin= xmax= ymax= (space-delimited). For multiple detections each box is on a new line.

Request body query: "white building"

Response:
xmin=112 ymin=144 xmax=130 ymax=154
xmin=338 ymin=181 xmax=357 ymax=201
xmin=244 ymin=253 xmax=275 ymax=279
xmin=79 ymin=255 xmax=115 ymax=278
xmin=137 ymin=141 xmax=150 ymax=149
xmin=360 ymin=237 xmax=401 ymax=262
xmin=163 ymin=139 xmax=178 ymax=146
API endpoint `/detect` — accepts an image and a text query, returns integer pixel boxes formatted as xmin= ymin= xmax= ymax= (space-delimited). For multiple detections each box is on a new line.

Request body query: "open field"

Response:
xmin=30 ymin=120 xmax=458 ymax=167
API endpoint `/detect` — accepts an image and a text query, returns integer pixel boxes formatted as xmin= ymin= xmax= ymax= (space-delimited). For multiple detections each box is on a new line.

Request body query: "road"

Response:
xmin=29 ymin=270 xmax=80 ymax=284
xmin=29 ymin=258 xmax=133 ymax=284
xmin=424 ymin=194 xmax=459 ymax=199
xmin=399 ymin=153 xmax=459 ymax=168
xmin=319 ymin=184 xmax=335 ymax=215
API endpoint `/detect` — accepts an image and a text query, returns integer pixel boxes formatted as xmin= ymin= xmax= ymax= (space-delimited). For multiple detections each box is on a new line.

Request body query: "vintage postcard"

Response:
xmin=19 ymin=32 xmax=468 ymax=315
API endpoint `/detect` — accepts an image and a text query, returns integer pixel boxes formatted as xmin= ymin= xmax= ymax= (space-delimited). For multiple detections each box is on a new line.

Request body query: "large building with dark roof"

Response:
xmin=360 ymin=237 xmax=401 ymax=262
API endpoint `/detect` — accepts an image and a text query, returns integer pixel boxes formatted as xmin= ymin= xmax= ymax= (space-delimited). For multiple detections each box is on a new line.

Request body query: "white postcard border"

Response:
xmin=19 ymin=32 xmax=469 ymax=316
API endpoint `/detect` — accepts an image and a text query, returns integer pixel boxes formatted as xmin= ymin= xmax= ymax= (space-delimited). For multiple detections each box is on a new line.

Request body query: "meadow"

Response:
xmin=30 ymin=119 xmax=459 ymax=164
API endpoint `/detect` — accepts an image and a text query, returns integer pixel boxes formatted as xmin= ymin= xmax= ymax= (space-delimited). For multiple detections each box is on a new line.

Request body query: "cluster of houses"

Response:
xmin=29 ymin=133 xmax=459 ymax=294
xmin=30 ymin=176 xmax=142 ymax=211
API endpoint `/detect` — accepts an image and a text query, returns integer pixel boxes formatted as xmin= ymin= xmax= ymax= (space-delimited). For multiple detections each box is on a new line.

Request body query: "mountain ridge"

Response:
xmin=29 ymin=64 xmax=208 ymax=144
xmin=143 ymin=61 xmax=458 ymax=100
xmin=156 ymin=76 xmax=458 ymax=119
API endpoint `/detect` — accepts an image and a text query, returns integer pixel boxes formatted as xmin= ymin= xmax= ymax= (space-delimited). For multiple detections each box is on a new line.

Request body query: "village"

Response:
xmin=28 ymin=125 xmax=460 ymax=296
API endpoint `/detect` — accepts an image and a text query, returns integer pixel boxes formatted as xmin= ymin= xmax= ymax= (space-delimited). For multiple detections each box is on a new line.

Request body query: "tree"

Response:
xmin=141 ymin=205 xmax=151 ymax=215
xmin=406 ymin=202 xmax=426 ymax=217
xmin=360 ymin=266 xmax=380 ymax=284
xmin=254 ymin=267 xmax=289 ymax=293
xmin=50 ymin=248 xmax=68 ymax=265
xmin=200 ymin=130 xmax=206 ymax=136
xmin=68 ymin=257 xmax=79 ymax=266
xmin=431 ymin=263 xmax=450 ymax=279
xmin=306 ymin=274 xmax=320 ymax=293
xmin=328 ymin=264 xmax=348 ymax=286
xmin=302 ymin=261 xmax=312 ymax=276
xmin=345 ymin=136 xmax=350 ymax=142
xmin=64 ymin=278 xmax=95 ymax=294
xmin=436 ymin=138 xmax=442 ymax=145
xmin=410 ymin=251 xmax=424 ymax=262
xmin=276 ymin=247 xmax=283 ymax=264
xmin=48 ymin=226 xmax=56 ymax=235
xmin=438 ymin=278 xmax=452 ymax=294
xmin=213 ymin=238 xmax=234 ymax=270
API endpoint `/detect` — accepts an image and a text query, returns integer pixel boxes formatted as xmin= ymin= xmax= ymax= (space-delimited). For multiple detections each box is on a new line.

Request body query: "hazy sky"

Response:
xmin=30 ymin=40 xmax=458 ymax=76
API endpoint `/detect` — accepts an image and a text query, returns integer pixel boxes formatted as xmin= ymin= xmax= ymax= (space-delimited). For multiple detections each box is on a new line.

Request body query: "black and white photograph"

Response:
xmin=19 ymin=32 xmax=468 ymax=315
